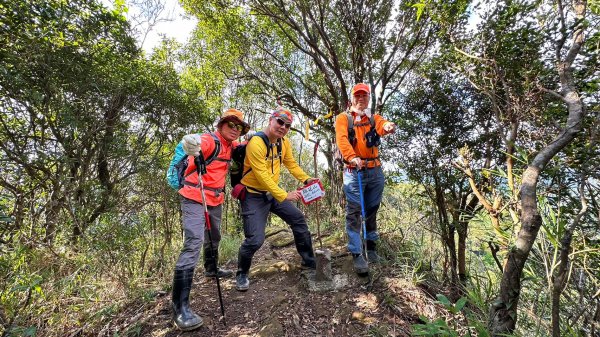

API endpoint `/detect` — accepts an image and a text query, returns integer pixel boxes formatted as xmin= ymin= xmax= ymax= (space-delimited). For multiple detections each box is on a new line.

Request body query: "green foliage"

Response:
xmin=412 ymin=315 xmax=459 ymax=337
xmin=0 ymin=0 xmax=206 ymax=335
xmin=218 ymin=232 xmax=245 ymax=263
xmin=412 ymin=0 xmax=428 ymax=21
xmin=0 ymin=0 xmax=598 ymax=336
xmin=412 ymin=295 xmax=493 ymax=337
xmin=436 ymin=294 xmax=468 ymax=314
xmin=0 ymin=241 xmax=43 ymax=336
xmin=591 ymin=0 xmax=600 ymax=15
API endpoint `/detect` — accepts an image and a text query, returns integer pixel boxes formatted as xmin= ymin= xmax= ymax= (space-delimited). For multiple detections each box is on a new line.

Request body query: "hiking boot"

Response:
xmin=366 ymin=240 xmax=380 ymax=263
xmin=367 ymin=250 xmax=381 ymax=263
xmin=235 ymin=273 xmax=250 ymax=291
xmin=300 ymin=260 xmax=316 ymax=270
xmin=352 ymin=254 xmax=369 ymax=275
xmin=204 ymin=268 xmax=234 ymax=278
xmin=172 ymin=269 xmax=203 ymax=331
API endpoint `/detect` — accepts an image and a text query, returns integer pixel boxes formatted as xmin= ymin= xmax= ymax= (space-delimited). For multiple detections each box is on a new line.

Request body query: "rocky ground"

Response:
xmin=104 ymin=227 xmax=455 ymax=337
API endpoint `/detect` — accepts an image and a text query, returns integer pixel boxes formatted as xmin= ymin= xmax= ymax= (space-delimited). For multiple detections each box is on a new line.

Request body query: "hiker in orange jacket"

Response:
xmin=171 ymin=108 xmax=250 ymax=331
xmin=335 ymin=83 xmax=396 ymax=275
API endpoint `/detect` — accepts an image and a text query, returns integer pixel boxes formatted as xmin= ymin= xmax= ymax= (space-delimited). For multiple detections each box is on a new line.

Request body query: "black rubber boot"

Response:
xmin=366 ymin=240 xmax=380 ymax=263
xmin=203 ymin=247 xmax=233 ymax=278
xmin=294 ymin=232 xmax=316 ymax=269
xmin=172 ymin=269 xmax=203 ymax=331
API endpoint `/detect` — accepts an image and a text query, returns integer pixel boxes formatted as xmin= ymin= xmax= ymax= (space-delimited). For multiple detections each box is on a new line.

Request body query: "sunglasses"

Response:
xmin=226 ymin=121 xmax=246 ymax=132
xmin=275 ymin=118 xmax=291 ymax=129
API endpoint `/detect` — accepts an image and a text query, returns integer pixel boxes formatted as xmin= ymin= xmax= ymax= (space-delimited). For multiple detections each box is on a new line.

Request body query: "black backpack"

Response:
xmin=230 ymin=131 xmax=282 ymax=187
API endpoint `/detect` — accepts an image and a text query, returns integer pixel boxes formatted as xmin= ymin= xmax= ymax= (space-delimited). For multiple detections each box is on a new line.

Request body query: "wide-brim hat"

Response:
xmin=218 ymin=108 xmax=250 ymax=135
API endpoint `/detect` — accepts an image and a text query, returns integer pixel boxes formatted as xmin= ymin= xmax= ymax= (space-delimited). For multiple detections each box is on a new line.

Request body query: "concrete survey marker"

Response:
xmin=305 ymin=273 xmax=349 ymax=292
xmin=315 ymin=249 xmax=333 ymax=281
xmin=305 ymin=249 xmax=349 ymax=292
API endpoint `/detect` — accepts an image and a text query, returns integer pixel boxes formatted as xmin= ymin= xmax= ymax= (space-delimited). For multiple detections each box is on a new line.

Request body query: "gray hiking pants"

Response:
xmin=175 ymin=197 xmax=222 ymax=271
xmin=237 ymin=192 xmax=315 ymax=274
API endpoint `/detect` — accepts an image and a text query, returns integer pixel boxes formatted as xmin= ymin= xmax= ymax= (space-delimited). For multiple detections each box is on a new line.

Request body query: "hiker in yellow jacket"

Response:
xmin=234 ymin=107 xmax=318 ymax=291
xmin=335 ymin=83 xmax=396 ymax=275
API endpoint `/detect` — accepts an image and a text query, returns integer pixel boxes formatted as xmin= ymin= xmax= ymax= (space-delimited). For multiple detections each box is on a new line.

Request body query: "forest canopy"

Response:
xmin=1 ymin=0 xmax=598 ymax=336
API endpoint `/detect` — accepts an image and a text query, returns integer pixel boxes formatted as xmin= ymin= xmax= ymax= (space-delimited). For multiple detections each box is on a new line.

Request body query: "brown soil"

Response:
xmin=105 ymin=229 xmax=452 ymax=337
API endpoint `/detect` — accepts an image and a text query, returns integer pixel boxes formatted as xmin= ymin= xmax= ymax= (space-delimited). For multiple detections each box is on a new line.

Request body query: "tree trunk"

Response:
xmin=433 ymin=174 xmax=458 ymax=286
xmin=592 ymin=299 xmax=600 ymax=337
xmin=457 ymin=221 xmax=467 ymax=284
xmin=446 ymin=224 xmax=458 ymax=286
xmin=43 ymin=186 xmax=64 ymax=244
xmin=488 ymin=2 xmax=587 ymax=333
xmin=552 ymin=175 xmax=588 ymax=336
xmin=457 ymin=195 xmax=478 ymax=285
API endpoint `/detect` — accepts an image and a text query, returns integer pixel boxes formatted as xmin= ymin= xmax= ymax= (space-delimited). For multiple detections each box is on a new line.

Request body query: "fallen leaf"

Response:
xmin=351 ymin=311 xmax=365 ymax=321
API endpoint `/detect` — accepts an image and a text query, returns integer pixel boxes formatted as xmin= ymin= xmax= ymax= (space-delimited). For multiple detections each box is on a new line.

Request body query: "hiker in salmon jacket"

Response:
xmin=335 ymin=83 xmax=396 ymax=275
xmin=234 ymin=107 xmax=318 ymax=292
xmin=171 ymin=108 xmax=250 ymax=331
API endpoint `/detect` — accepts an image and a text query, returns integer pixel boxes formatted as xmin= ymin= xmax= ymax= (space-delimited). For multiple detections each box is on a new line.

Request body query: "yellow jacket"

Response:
xmin=241 ymin=136 xmax=310 ymax=202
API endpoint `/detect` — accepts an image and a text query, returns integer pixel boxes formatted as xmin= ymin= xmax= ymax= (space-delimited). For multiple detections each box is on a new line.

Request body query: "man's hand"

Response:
xmin=182 ymin=134 xmax=202 ymax=156
xmin=350 ymin=157 xmax=363 ymax=170
xmin=304 ymin=177 xmax=319 ymax=185
xmin=383 ymin=122 xmax=396 ymax=133
xmin=285 ymin=190 xmax=301 ymax=201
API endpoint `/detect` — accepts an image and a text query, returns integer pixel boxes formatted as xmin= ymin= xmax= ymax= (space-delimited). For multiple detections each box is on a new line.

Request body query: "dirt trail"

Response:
xmin=114 ymin=228 xmax=448 ymax=337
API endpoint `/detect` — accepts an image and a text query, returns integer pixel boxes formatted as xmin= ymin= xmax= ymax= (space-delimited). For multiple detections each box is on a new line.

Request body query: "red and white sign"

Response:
xmin=299 ymin=180 xmax=325 ymax=205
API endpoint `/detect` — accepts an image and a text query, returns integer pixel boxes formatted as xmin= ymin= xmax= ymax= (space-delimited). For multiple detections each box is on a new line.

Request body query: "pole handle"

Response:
xmin=194 ymin=154 xmax=207 ymax=176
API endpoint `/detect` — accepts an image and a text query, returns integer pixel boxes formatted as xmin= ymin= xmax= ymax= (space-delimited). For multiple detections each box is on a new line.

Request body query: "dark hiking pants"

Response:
xmin=237 ymin=192 xmax=315 ymax=274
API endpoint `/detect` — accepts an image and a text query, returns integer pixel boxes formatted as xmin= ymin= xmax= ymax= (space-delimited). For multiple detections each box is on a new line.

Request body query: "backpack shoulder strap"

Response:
xmin=345 ymin=112 xmax=354 ymax=134
xmin=254 ymin=131 xmax=282 ymax=164
xmin=240 ymin=131 xmax=271 ymax=178
xmin=205 ymin=133 xmax=229 ymax=165
xmin=255 ymin=131 xmax=272 ymax=158
xmin=369 ymin=114 xmax=375 ymax=128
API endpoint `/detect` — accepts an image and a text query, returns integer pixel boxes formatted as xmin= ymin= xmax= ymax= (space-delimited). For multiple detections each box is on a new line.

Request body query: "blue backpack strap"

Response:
xmin=254 ymin=131 xmax=282 ymax=162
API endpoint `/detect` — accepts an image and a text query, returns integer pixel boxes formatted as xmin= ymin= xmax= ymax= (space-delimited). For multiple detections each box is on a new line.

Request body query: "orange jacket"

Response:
xmin=335 ymin=112 xmax=393 ymax=168
xmin=179 ymin=132 xmax=239 ymax=206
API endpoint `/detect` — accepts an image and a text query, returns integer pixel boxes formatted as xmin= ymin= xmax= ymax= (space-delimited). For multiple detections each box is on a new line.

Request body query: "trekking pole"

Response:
xmin=356 ymin=169 xmax=369 ymax=267
xmin=194 ymin=156 xmax=226 ymax=325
